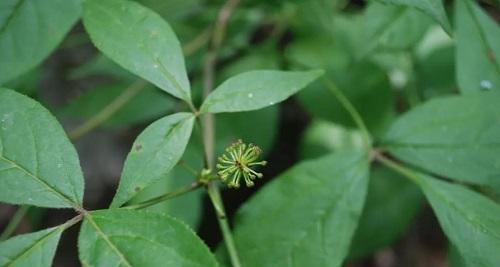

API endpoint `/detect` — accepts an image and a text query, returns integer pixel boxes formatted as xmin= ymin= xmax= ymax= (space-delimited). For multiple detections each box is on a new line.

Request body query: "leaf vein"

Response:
xmin=85 ymin=214 xmax=133 ymax=267
xmin=0 ymin=154 xmax=75 ymax=207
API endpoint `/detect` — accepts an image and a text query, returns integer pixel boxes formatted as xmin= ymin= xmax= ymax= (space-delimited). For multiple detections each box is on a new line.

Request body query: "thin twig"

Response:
xmin=60 ymin=213 xmax=85 ymax=231
xmin=373 ymin=152 xmax=420 ymax=184
xmin=183 ymin=26 xmax=212 ymax=56
xmin=202 ymin=0 xmax=240 ymax=167
xmin=68 ymin=80 xmax=147 ymax=140
xmin=122 ymin=182 xmax=202 ymax=210
xmin=0 ymin=206 xmax=30 ymax=241
xmin=177 ymin=159 xmax=200 ymax=177
xmin=207 ymin=182 xmax=241 ymax=267
xmin=322 ymin=77 xmax=372 ymax=148
xmin=201 ymin=1 xmax=242 ymax=267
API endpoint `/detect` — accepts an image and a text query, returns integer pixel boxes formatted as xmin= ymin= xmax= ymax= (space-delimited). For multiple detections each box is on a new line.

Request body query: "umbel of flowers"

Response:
xmin=216 ymin=140 xmax=267 ymax=188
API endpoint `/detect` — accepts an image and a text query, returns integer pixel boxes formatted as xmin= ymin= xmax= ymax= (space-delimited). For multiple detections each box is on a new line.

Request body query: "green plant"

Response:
xmin=0 ymin=0 xmax=499 ymax=267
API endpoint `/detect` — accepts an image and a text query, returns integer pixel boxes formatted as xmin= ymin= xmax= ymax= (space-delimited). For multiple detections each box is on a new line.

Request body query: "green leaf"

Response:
xmin=349 ymin=166 xmax=423 ymax=258
xmin=0 ymin=88 xmax=84 ymax=208
xmin=0 ymin=227 xmax=62 ymax=267
xmin=213 ymin=48 xmax=280 ymax=154
xmin=82 ymin=0 xmax=191 ymax=102
xmin=456 ymin=0 xmax=500 ymax=93
xmin=78 ymin=210 xmax=219 ymax=267
xmin=137 ymin=0 xmax=200 ymax=22
xmin=416 ymin=175 xmax=500 ymax=267
xmin=199 ymin=70 xmax=323 ymax=114
xmin=375 ymin=0 xmax=451 ymax=34
xmin=297 ymin=121 xmax=422 ymax=259
xmin=448 ymin=244 xmax=468 ymax=267
xmin=286 ymin=0 xmax=339 ymax=36
xmin=128 ymin=143 xmax=203 ymax=229
xmin=0 ymin=0 xmax=81 ymax=85
xmin=233 ymin=151 xmax=369 ymax=267
xmin=383 ymin=93 xmax=500 ymax=188
xmin=111 ymin=112 xmax=195 ymax=208
xmin=358 ymin=2 xmax=432 ymax=58
xmin=60 ymin=83 xmax=175 ymax=127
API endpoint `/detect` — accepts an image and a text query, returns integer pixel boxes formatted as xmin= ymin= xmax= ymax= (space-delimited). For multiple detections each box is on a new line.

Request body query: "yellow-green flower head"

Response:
xmin=216 ymin=139 xmax=267 ymax=188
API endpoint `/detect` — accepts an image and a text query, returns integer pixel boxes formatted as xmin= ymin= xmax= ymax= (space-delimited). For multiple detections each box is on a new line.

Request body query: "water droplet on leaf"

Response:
xmin=480 ymin=80 xmax=493 ymax=90
xmin=1 ymin=113 xmax=14 ymax=130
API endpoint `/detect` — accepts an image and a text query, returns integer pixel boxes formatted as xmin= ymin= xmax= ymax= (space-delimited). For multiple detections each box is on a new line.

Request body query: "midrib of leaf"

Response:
xmin=286 ymin=159 xmax=366 ymax=267
xmin=4 ymin=228 xmax=60 ymax=267
xmin=464 ymin=0 xmax=500 ymax=74
xmin=85 ymin=214 xmax=133 ymax=267
xmin=0 ymin=154 xmax=76 ymax=207
xmin=153 ymin=55 xmax=189 ymax=101
xmin=421 ymin=178 xmax=500 ymax=240
xmin=0 ymin=0 xmax=25 ymax=35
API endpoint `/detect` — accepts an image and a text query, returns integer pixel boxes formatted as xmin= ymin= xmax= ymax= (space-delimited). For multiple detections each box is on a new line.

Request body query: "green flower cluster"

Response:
xmin=216 ymin=140 xmax=267 ymax=188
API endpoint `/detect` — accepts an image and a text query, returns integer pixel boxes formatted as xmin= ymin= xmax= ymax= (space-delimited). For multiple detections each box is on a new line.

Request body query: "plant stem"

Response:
xmin=201 ymin=0 xmax=240 ymax=167
xmin=68 ymin=80 xmax=147 ymax=140
xmin=183 ymin=26 xmax=212 ymax=57
xmin=200 ymin=1 xmax=242 ymax=267
xmin=0 ymin=205 xmax=30 ymax=241
xmin=60 ymin=213 xmax=84 ymax=231
xmin=373 ymin=151 xmax=420 ymax=184
xmin=207 ymin=183 xmax=241 ymax=267
xmin=406 ymin=52 xmax=422 ymax=107
xmin=122 ymin=182 xmax=202 ymax=210
xmin=177 ymin=159 xmax=200 ymax=177
xmin=322 ymin=77 xmax=372 ymax=147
